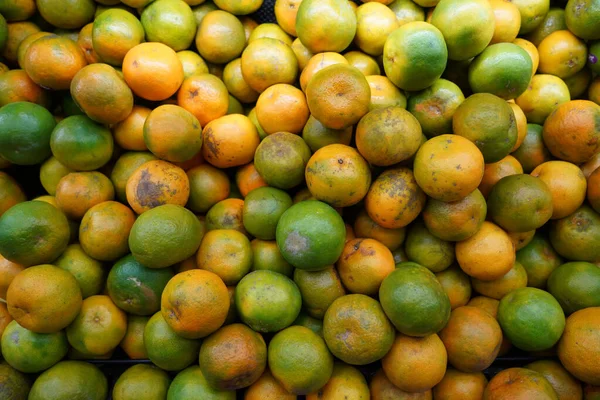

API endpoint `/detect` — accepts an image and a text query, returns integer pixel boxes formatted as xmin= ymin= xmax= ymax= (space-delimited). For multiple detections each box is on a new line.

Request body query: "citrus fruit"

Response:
xmin=453 ymin=93 xmax=518 ymax=163
xmin=565 ymin=0 xmax=600 ymax=40
xmin=430 ymin=0 xmax=494 ymax=61
xmin=0 ymin=253 xmax=24 ymax=301
xmin=379 ymin=263 xmax=451 ymax=336
xmin=558 ymin=307 xmax=600 ymax=385
xmin=223 ymin=58 xmax=259 ymax=104
xmin=167 ymin=365 xmax=235 ymax=400
xmin=589 ymin=41 xmax=600 ymax=74
xmin=382 ymin=332 xmax=447 ymax=392
xmin=177 ymin=74 xmax=228 ymax=127
xmin=112 ymin=364 xmax=171 ymax=400
xmin=455 ymin=221 xmax=515 ymax=281
xmin=196 ymin=229 xmax=252 ymax=284
xmin=122 ymin=42 xmax=184 ymax=101
xmin=538 ymin=31 xmax=586 ymax=81
xmin=515 ymin=232 xmax=562 ymax=289
xmin=36 ymin=0 xmax=95 ymax=29
xmin=107 ymin=254 xmax=174 ymax=316
xmin=515 ymin=74 xmax=571 ymax=124
xmin=549 ymin=205 xmax=600 ymax=263
xmin=268 ymin=325 xmax=334 ymax=395
xmin=353 ymin=209 xmax=406 ymax=251
xmin=306 ymin=363 xmax=370 ymax=400
xmin=589 ymin=167 xmax=600 ymax=213
xmin=28 ymin=361 xmax=107 ymax=400
xmin=50 ymin=115 xmax=113 ymax=171
xmin=251 ymin=239 xmax=293 ymax=277
xmin=295 ymin=0 xmax=357 ymax=53
xmin=6 ymin=264 xmax=81 ymax=333
xmin=23 ymin=34 xmax=87 ymax=90
xmin=337 ymin=238 xmax=395 ymax=294
xmin=478 ymin=155 xmax=523 ymax=199
xmin=525 ymin=360 xmax=582 ymax=400
xmin=199 ymin=323 xmax=267 ymax=390
xmin=422 ymin=188 xmax=487 ymax=242
xmin=66 ymin=294 xmax=127 ymax=356
xmin=144 ymin=311 xmax=200 ymax=371
xmin=129 ymin=204 xmax=202 ymax=268
xmin=161 ymin=269 xmax=229 ymax=339
xmin=323 ymin=294 xmax=394 ymax=365
xmin=183 ymin=165 xmax=229 ymax=213
xmin=245 ymin=369 xmax=296 ymax=400
xmin=511 ymin=123 xmax=552 ymax=173
xmin=483 ymin=368 xmax=559 ymax=400
xmin=498 ymin=287 xmax=565 ymax=351
xmin=510 ymin=0 xmax=551 ymax=34
xmin=0 ymin=362 xmax=30 ymax=399
xmin=302 ymin=115 xmax=352 ymax=153
xmin=414 ymin=134 xmax=485 ymax=202
xmin=255 ymin=84 xmax=308 ymax=135
xmin=54 ymin=171 xmax=114 ymax=220
xmin=356 ymin=107 xmax=422 ymax=166
xmin=306 ymin=64 xmax=370 ymax=129
xmin=487 ymin=174 xmax=553 ymax=233
xmin=370 ymin=368 xmax=433 ymax=399
xmin=293 ymin=266 xmax=346 ymax=319
xmin=407 ymin=78 xmax=464 ymax=138
xmin=468 ymin=43 xmax=533 ymax=100
xmin=365 ymin=167 xmax=426 ymax=229
xmin=404 ymin=221 xmax=455 ymax=273
xmin=543 ymin=100 xmax=600 ymax=164
xmin=202 ymin=114 xmax=260 ymax=169
xmin=0 ymin=172 xmax=25 ymax=217
xmin=39 ymin=157 xmax=73 ymax=197
xmin=119 ymin=315 xmax=148 ymax=359
xmin=489 ymin=0 xmax=521 ymax=44
xmin=526 ymin=7 xmax=567 ymax=46
xmin=383 ymin=21 xmax=447 ymax=91
xmin=366 ymin=75 xmax=407 ymax=110
xmin=91 ymin=8 xmax=144 ymax=66
xmin=0 ymin=101 xmax=55 ymax=166
xmin=355 ymin=2 xmax=399 ymax=56
xmin=242 ymin=187 xmax=292 ymax=240
xmin=235 ymin=270 xmax=302 ymax=332
xmin=144 ymin=106 xmax=202 ymax=163
xmin=241 ymin=37 xmax=298 ymax=93
xmin=276 ymin=200 xmax=346 ymax=270
xmin=439 ymin=306 xmax=502 ymax=372
xmin=547 ymin=261 xmax=600 ymax=314
xmin=471 ymin=260 xmax=528 ymax=299
xmin=70 ymin=63 xmax=134 ymax=125
xmin=205 ymin=198 xmax=246 ymax=234
xmin=345 ymin=50 xmax=381 ymax=77
xmin=0 ymin=201 xmax=70 ymax=267
xmin=433 ymin=369 xmax=488 ymax=400
xmin=435 ymin=266 xmax=472 ymax=310
xmin=0 ymin=68 xmax=50 ymax=108
xmin=54 ymin=244 xmax=104 ymax=298
xmin=1 ymin=320 xmax=68 ymax=373
xmin=253 ymin=132 xmax=310 ymax=189
xmin=2 ymin=21 xmax=41 ymax=64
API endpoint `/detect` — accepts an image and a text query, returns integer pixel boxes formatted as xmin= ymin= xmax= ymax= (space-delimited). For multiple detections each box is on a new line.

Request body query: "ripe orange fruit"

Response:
xmin=0 ymin=69 xmax=50 ymax=108
xmin=382 ymin=333 xmax=447 ymax=392
xmin=235 ymin=162 xmax=268 ymax=198
xmin=353 ymin=209 xmax=406 ymax=251
xmin=7 ymin=264 xmax=82 ymax=333
xmin=526 ymin=359 xmax=583 ymax=400
xmin=0 ymin=252 xmax=24 ymax=300
xmin=79 ymin=201 xmax=135 ymax=262
xmin=355 ymin=2 xmax=399 ymax=56
xmin=306 ymin=363 xmax=370 ymax=400
xmin=143 ymin=104 xmax=203 ymax=163
xmin=202 ymin=114 xmax=260 ymax=169
xmin=336 ymin=239 xmax=395 ymax=295
xmin=558 ymin=307 xmax=600 ymax=385
xmin=356 ymin=107 xmax=423 ymax=166
xmin=300 ymin=52 xmax=349 ymax=92
xmin=196 ymin=229 xmax=252 ymax=285
xmin=55 ymin=171 xmax=115 ymax=220
xmin=366 ymin=75 xmax=408 ymax=110
xmin=126 ymin=160 xmax=190 ymax=215
xmin=113 ymin=106 xmax=151 ymax=152
xmin=177 ymin=50 xmax=209 ymax=79
xmin=161 ymin=269 xmax=229 ymax=339
xmin=199 ymin=323 xmax=267 ymax=390
xmin=433 ymin=369 xmax=488 ymax=400
xmin=0 ymin=171 xmax=25 ymax=218
xmin=538 ymin=30 xmax=587 ymax=79
xmin=256 ymin=83 xmax=309 ymax=135
xmin=435 ymin=265 xmax=472 ymax=310
xmin=484 ymin=368 xmax=559 ymax=399
xmin=122 ymin=42 xmax=184 ymax=101
xmin=206 ymin=198 xmax=247 ymax=234
xmin=2 ymin=21 xmax=41 ymax=64
xmin=245 ymin=369 xmax=296 ymax=400
xmin=530 ymin=161 xmax=587 ymax=219
xmin=472 ymin=260 xmax=528 ymax=299
xmin=323 ymin=294 xmax=395 ymax=365
xmin=439 ymin=306 xmax=503 ymax=372
xmin=479 ymin=155 xmax=523 ymax=198
xmin=77 ymin=23 xmax=101 ymax=64
xmin=247 ymin=22 xmax=292 ymax=45
xmin=456 ymin=221 xmax=515 ymax=281
xmin=305 ymin=144 xmax=371 ymax=208
xmin=274 ymin=0 xmax=302 ymax=37
xmin=110 ymin=152 xmax=158 ymax=203
xmin=414 ymin=134 xmax=485 ymax=202
xmin=543 ymin=100 xmax=600 ymax=164
xmin=295 ymin=0 xmax=357 ymax=53
xmin=241 ymin=37 xmax=298 ymax=93
xmin=177 ymin=74 xmax=229 ymax=127
xmin=588 ymin=167 xmax=600 ymax=214
xmin=370 ymin=369 xmax=433 ymax=400
xmin=365 ymin=167 xmax=426 ymax=229
xmin=70 ymin=63 xmax=134 ymax=125
xmin=306 ymin=64 xmax=370 ymax=129
xmin=23 ymin=34 xmax=87 ymax=90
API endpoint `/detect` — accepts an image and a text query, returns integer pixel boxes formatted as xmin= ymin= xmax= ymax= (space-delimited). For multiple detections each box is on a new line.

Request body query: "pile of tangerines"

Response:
xmin=0 ymin=0 xmax=600 ymax=398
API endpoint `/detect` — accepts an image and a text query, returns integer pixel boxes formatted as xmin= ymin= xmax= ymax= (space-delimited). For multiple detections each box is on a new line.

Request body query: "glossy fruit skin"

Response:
xmin=547 ymin=262 xmax=600 ymax=314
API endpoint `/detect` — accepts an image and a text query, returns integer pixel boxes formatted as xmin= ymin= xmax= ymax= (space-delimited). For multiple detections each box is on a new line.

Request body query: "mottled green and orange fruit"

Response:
xmin=55 ymin=171 xmax=115 ymax=220
xmin=125 ymin=160 xmax=190 ymax=215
